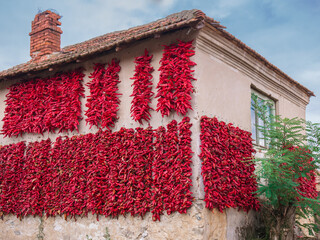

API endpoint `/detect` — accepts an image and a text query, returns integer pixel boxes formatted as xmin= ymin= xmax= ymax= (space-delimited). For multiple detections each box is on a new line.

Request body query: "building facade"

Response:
xmin=0 ymin=9 xmax=313 ymax=240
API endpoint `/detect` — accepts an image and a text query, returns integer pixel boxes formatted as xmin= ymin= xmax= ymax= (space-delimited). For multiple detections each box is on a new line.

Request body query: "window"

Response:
xmin=251 ymin=90 xmax=275 ymax=147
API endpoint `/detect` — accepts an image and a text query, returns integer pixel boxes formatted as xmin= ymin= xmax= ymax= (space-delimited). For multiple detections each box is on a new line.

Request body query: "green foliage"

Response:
xmin=86 ymin=235 xmax=93 ymax=240
xmin=103 ymin=227 xmax=111 ymax=240
xmin=85 ymin=227 xmax=111 ymax=240
xmin=251 ymin=93 xmax=320 ymax=237
xmin=37 ymin=216 xmax=45 ymax=240
xmin=307 ymin=121 xmax=320 ymax=162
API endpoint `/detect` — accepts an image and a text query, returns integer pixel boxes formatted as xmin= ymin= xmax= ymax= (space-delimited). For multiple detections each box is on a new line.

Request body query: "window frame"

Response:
xmin=251 ymin=89 xmax=276 ymax=148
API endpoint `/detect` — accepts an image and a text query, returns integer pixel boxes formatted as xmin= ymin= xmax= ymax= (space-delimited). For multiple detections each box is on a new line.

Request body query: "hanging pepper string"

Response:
xmin=130 ymin=49 xmax=154 ymax=124
xmin=0 ymin=119 xmax=193 ymax=221
xmin=2 ymin=69 xmax=85 ymax=137
xmin=156 ymin=40 xmax=196 ymax=117
xmin=200 ymin=116 xmax=260 ymax=212
xmin=85 ymin=59 xmax=121 ymax=130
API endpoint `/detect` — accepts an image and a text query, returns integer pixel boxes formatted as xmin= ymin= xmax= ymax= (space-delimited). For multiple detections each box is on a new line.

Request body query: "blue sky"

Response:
xmin=0 ymin=0 xmax=319 ymax=122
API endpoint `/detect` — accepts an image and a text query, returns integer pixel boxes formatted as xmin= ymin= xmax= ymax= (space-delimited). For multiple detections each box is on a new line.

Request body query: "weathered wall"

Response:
xmin=195 ymin=25 xmax=310 ymax=239
xmin=0 ymin=24 xmax=310 ymax=240
xmin=2 ymin=200 xmax=227 ymax=240
xmin=196 ymin=25 xmax=309 ymax=129
xmin=194 ymin=49 xmax=252 ymax=131
xmin=0 ymin=28 xmax=222 ymax=240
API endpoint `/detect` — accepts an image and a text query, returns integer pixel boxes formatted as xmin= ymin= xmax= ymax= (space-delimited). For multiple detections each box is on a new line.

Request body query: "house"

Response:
xmin=0 ymin=9 xmax=314 ymax=240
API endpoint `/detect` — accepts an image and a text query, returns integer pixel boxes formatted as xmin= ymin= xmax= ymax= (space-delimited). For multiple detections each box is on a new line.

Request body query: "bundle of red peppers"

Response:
xmin=3 ymin=40 xmax=197 ymax=139
xmin=2 ymin=69 xmax=85 ymax=137
xmin=287 ymin=146 xmax=317 ymax=199
xmin=298 ymin=172 xmax=317 ymax=199
xmin=0 ymin=142 xmax=25 ymax=216
xmin=156 ymin=40 xmax=196 ymax=117
xmin=200 ymin=116 xmax=260 ymax=212
xmin=85 ymin=59 xmax=121 ymax=129
xmin=130 ymin=49 xmax=154 ymax=124
xmin=151 ymin=118 xmax=193 ymax=221
xmin=0 ymin=118 xmax=193 ymax=220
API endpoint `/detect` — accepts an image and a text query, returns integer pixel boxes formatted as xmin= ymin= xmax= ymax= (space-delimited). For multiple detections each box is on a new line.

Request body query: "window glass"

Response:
xmin=251 ymin=90 xmax=275 ymax=147
xmin=251 ymin=98 xmax=257 ymax=142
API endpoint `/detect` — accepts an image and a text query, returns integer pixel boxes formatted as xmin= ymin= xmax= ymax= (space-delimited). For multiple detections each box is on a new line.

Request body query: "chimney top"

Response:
xmin=29 ymin=10 xmax=63 ymax=59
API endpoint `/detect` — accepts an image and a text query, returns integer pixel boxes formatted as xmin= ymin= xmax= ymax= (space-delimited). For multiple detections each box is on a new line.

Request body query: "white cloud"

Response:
xmin=297 ymin=67 xmax=320 ymax=87
xmin=56 ymin=0 xmax=177 ymax=46
xmin=150 ymin=0 xmax=176 ymax=9
xmin=0 ymin=0 xmax=180 ymax=71
xmin=295 ymin=64 xmax=320 ymax=123
xmin=306 ymin=107 xmax=320 ymax=123
xmin=208 ymin=0 xmax=253 ymax=18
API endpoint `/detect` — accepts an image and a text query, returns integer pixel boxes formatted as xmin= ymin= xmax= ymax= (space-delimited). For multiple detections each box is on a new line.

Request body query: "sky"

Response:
xmin=0 ymin=0 xmax=319 ymax=122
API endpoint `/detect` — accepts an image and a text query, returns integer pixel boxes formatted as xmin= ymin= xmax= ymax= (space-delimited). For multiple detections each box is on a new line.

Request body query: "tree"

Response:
xmin=251 ymin=93 xmax=320 ymax=240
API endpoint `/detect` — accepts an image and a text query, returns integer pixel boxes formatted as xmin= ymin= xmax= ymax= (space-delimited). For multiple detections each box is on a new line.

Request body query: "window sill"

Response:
xmin=253 ymin=143 xmax=268 ymax=153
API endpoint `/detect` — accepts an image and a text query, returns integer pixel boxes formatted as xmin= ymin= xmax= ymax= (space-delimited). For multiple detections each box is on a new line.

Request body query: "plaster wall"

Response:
xmin=195 ymin=26 xmax=310 ymax=239
xmin=194 ymin=50 xmax=252 ymax=131
xmin=0 ymin=29 xmax=228 ymax=240
xmin=0 ymin=25 xmax=310 ymax=240
xmin=1 ymin=200 xmax=227 ymax=240
xmin=196 ymin=26 xmax=309 ymax=124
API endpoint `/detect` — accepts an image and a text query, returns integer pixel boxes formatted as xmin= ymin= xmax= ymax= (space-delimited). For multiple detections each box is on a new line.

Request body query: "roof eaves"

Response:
xmin=0 ymin=9 xmax=314 ymax=98
xmin=0 ymin=9 xmax=211 ymax=81
xmin=209 ymin=23 xmax=315 ymax=97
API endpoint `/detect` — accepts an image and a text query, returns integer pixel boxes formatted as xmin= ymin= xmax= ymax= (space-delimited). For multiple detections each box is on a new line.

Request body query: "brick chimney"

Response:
xmin=29 ymin=10 xmax=63 ymax=59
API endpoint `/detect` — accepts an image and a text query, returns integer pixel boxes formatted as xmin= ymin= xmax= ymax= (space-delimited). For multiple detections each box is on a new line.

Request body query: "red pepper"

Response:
xmin=156 ymin=40 xmax=196 ymax=117
xmin=287 ymin=146 xmax=317 ymax=199
xmin=2 ymin=68 xmax=85 ymax=137
xmin=130 ymin=49 xmax=154 ymax=124
xmin=200 ymin=116 xmax=260 ymax=212
xmin=151 ymin=117 xmax=193 ymax=220
xmin=85 ymin=59 xmax=121 ymax=130
xmin=0 ymin=142 xmax=26 ymax=216
xmin=0 ymin=119 xmax=193 ymax=221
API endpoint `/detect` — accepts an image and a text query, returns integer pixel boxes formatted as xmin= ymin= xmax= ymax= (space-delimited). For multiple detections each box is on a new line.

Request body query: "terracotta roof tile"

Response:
xmin=0 ymin=10 xmax=215 ymax=80
xmin=0 ymin=9 xmax=314 ymax=97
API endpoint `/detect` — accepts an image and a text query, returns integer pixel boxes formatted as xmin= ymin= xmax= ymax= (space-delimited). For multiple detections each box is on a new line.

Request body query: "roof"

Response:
xmin=0 ymin=9 xmax=314 ymax=97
